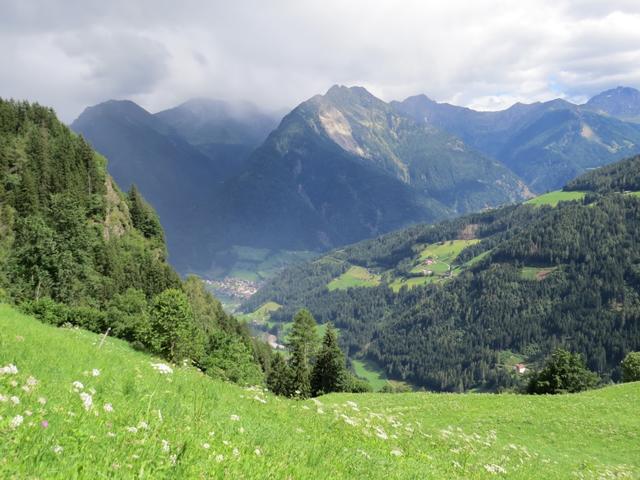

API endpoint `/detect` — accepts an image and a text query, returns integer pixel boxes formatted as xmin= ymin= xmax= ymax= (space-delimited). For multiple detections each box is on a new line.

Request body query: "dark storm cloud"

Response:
xmin=0 ymin=0 xmax=639 ymax=121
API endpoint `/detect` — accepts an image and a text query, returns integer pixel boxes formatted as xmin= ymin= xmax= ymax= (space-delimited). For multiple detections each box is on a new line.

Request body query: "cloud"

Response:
xmin=0 ymin=0 xmax=639 ymax=121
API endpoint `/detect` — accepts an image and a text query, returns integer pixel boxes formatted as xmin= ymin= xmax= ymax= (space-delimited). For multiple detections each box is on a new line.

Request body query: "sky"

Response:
xmin=2 ymin=0 xmax=640 ymax=122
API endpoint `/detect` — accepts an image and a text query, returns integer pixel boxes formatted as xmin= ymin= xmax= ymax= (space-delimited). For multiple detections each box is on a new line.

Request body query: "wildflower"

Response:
xmin=52 ymin=445 xmax=63 ymax=454
xmin=202 ymin=443 xmax=210 ymax=449
xmin=169 ymin=454 xmax=177 ymax=465
xmin=208 ymin=431 xmax=215 ymax=437
xmin=253 ymin=395 xmax=267 ymax=404
xmin=126 ymin=426 xmax=138 ymax=433
xmin=161 ymin=440 xmax=170 ymax=453
xmin=25 ymin=410 xmax=33 ymax=416
xmin=150 ymin=363 xmax=173 ymax=374
xmin=37 ymin=397 xmax=47 ymax=405
xmin=80 ymin=392 xmax=93 ymax=411
xmin=107 ymin=432 xmax=116 ymax=438
xmin=72 ymin=381 xmax=84 ymax=391
xmin=10 ymin=380 xmax=18 ymax=387
xmin=26 ymin=376 xmax=38 ymax=386
xmin=137 ymin=420 xmax=149 ymax=430
xmin=254 ymin=448 xmax=262 ymax=456
xmin=103 ymin=403 xmax=114 ymax=413
xmin=230 ymin=414 xmax=240 ymax=421
xmin=484 ymin=464 xmax=507 ymax=475
xmin=10 ymin=396 xmax=19 ymax=405
xmin=222 ymin=440 xmax=230 ymax=446
xmin=390 ymin=449 xmax=403 ymax=457
xmin=0 ymin=364 xmax=18 ymax=375
xmin=0 ymin=394 xmax=7 ymax=402
xmin=317 ymin=408 xmax=325 ymax=414
xmin=215 ymin=454 xmax=224 ymax=463
xmin=232 ymin=448 xmax=240 ymax=457
xmin=375 ymin=427 xmax=388 ymax=440
xmin=10 ymin=415 xmax=24 ymax=429
xmin=41 ymin=420 xmax=49 ymax=428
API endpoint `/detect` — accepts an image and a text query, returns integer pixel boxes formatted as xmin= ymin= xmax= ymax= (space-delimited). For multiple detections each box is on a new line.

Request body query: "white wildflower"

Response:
xmin=25 ymin=410 xmax=33 ymax=416
xmin=103 ymin=403 xmax=114 ymax=413
xmin=222 ymin=440 xmax=230 ymax=446
xmin=26 ymin=376 xmax=38 ymax=386
xmin=52 ymin=445 xmax=63 ymax=454
xmin=232 ymin=448 xmax=239 ymax=457
xmin=161 ymin=440 xmax=170 ymax=453
xmin=137 ymin=420 xmax=149 ymax=430
xmin=301 ymin=405 xmax=310 ymax=410
xmin=0 ymin=364 xmax=18 ymax=375
xmin=202 ymin=443 xmax=210 ymax=449
xmin=80 ymin=392 xmax=93 ymax=411
xmin=208 ymin=431 xmax=215 ymax=437
xmin=150 ymin=363 xmax=173 ymax=374
xmin=484 ymin=464 xmax=507 ymax=474
xmin=390 ymin=448 xmax=403 ymax=457
xmin=0 ymin=394 xmax=7 ymax=402
xmin=126 ymin=426 xmax=138 ymax=433
xmin=230 ymin=414 xmax=240 ymax=421
xmin=317 ymin=408 xmax=325 ymax=414
xmin=37 ymin=397 xmax=47 ymax=405
xmin=91 ymin=369 xmax=100 ymax=377
xmin=375 ymin=427 xmax=388 ymax=440
xmin=169 ymin=454 xmax=177 ymax=465
xmin=10 ymin=414 xmax=24 ymax=429
xmin=107 ymin=432 xmax=116 ymax=438
xmin=253 ymin=395 xmax=267 ymax=404
xmin=72 ymin=381 xmax=84 ymax=392
xmin=10 ymin=380 xmax=18 ymax=387
xmin=254 ymin=448 xmax=262 ymax=456
xmin=215 ymin=454 xmax=224 ymax=463
xmin=10 ymin=395 xmax=20 ymax=405
xmin=341 ymin=414 xmax=357 ymax=426
xmin=239 ymin=427 xmax=245 ymax=434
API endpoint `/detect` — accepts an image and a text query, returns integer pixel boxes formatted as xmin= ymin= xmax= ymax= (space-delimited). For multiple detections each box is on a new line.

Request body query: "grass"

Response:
xmin=2 ymin=305 xmax=640 ymax=479
xmin=525 ymin=191 xmax=586 ymax=207
xmin=520 ymin=267 xmax=557 ymax=281
xmin=351 ymin=359 xmax=389 ymax=392
xmin=327 ymin=266 xmax=381 ymax=291
xmin=389 ymin=240 xmax=480 ymax=292
xmin=236 ymin=301 xmax=282 ymax=325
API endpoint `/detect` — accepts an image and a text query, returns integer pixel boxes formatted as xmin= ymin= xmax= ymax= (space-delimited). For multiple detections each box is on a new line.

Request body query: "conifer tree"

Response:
xmin=311 ymin=323 xmax=347 ymax=396
xmin=287 ymin=309 xmax=318 ymax=398
xmin=267 ymin=352 xmax=291 ymax=396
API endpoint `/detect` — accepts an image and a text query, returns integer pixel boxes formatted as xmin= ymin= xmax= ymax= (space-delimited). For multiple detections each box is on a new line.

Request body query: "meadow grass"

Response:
xmin=1 ymin=305 xmax=639 ymax=479
xmin=519 ymin=267 xmax=557 ymax=281
xmin=327 ymin=266 xmax=381 ymax=291
xmin=524 ymin=191 xmax=586 ymax=207
xmin=351 ymin=359 xmax=390 ymax=392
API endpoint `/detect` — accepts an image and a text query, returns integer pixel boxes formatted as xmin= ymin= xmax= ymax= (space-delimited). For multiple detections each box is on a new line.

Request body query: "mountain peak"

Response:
xmin=324 ymin=84 xmax=379 ymax=104
xmin=584 ymin=86 xmax=640 ymax=121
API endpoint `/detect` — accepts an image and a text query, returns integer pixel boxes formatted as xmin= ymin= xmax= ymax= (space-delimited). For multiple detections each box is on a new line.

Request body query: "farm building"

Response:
xmin=514 ymin=363 xmax=527 ymax=374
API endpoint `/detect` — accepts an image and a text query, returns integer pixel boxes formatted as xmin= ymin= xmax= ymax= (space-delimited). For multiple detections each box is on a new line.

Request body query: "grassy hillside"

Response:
xmin=1 ymin=305 xmax=639 ymax=479
xmin=524 ymin=190 xmax=586 ymax=206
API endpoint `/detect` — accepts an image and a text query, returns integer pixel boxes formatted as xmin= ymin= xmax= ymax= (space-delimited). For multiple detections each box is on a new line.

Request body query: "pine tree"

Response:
xmin=311 ymin=323 xmax=347 ymax=396
xmin=287 ymin=309 xmax=318 ymax=398
xmin=267 ymin=352 xmax=291 ymax=396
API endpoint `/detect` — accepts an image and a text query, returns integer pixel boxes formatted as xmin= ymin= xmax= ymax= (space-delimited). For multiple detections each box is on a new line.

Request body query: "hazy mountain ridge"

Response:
xmin=394 ymin=87 xmax=640 ymax=191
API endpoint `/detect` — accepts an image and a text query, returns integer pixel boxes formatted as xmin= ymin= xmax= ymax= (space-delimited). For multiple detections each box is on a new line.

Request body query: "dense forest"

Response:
xmin=245 ymin=156 xmax=640 ymax=391
xmin=0 ymin=99 xmax=268 ymax=385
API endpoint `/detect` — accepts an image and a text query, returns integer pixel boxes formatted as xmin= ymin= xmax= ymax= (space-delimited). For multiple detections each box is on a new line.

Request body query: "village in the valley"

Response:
xmin=204 ymin=277 xmax=261 ymax=300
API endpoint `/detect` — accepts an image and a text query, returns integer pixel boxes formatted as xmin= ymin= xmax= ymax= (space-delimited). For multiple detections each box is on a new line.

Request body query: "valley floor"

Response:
xmin=1 ymin=305 xmax=638 ymax=479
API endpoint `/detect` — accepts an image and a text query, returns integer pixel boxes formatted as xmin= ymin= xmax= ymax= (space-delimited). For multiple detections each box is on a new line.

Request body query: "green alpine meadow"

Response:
xmin=2 ymin=305 xmax=639 ymax=479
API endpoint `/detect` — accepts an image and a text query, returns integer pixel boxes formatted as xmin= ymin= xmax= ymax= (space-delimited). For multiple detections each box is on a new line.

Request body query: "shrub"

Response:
xmin=527 ymin=348 xmax=599 ymax=394
xmin=621 ymin=352 xmax=640 ymax=382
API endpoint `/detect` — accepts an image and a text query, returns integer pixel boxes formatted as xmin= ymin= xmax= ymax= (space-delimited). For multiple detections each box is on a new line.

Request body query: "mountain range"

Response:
xmin=71 ymin=86 xmax=640 ymax=277
xmin=243 ymin=154 xmax=640 ymax=391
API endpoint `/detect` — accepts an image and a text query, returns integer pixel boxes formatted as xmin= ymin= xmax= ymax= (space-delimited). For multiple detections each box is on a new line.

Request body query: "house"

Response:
xmin=424 ymin=258 xmax=435 ymax=265
xmin=422 ymin=269 xmax=433 ymax=276
xmin=514 ymin=363 xmax=527 ymax=374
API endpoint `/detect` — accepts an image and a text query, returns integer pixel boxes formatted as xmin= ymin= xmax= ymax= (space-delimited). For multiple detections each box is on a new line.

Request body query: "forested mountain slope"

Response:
xmin=0 ymin=98 xmax=266 ymax=385
xmin=244 ymin=155 xmax=640 ymax=391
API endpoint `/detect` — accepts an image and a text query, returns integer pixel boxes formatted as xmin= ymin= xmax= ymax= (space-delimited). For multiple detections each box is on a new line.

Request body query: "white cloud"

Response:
xmin=0 ymin=0 xmax=639 ymax=121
